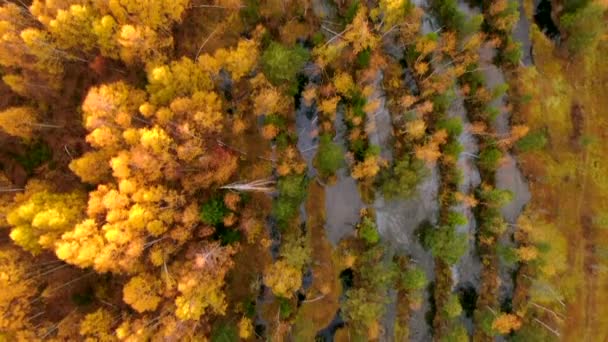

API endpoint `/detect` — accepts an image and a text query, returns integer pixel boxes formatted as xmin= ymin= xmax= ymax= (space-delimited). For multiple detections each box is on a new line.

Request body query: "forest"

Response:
xmin=0 ymin=0 xmax=606 ymax=340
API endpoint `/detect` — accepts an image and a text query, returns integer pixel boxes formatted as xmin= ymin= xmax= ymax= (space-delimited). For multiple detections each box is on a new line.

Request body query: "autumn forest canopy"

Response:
xmin=0 ymin=0 xmax=607 ymax=340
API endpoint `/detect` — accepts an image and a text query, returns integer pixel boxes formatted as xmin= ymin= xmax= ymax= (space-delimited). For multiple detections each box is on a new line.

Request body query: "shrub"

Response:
xmin=261 ymin=42 xmax=309 ymax=86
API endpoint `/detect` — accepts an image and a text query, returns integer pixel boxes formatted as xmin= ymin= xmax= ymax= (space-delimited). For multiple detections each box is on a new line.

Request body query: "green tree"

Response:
xmin=261 ymin=42 xmax=309 ymax=86
xmin=358 ymin=216 xmax=380 ymax=245
xmin=200 ymin=198 xmax=229 ymax=226
xmin=315 ymin=134 xmax=344 ymax=177
xmin=443 ymin=294 xmax=463 ymax=319
xmin=400 ymin=267 xmax=427 ymax=291
xmin=560 ymin=3 xmax=605 ymax=54
xmin=478 ymin=147 xmax=502 ymax=172
xmin=381 ymin=157 xmax=428 ymax=199
xmin=515 ymin=130 xmax=547 ymax=152
xmin=421 ymin=226 xmax=467 ymax=265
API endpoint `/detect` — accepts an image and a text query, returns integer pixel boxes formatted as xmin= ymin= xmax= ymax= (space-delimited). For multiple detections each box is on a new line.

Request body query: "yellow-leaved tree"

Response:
xmin=7 ymin=185 xmax=86 ymax=255
xmin=123 ymin=273 xmax=162 ymax=313
xmin=0 ymin=107 xmax=39 ymax=140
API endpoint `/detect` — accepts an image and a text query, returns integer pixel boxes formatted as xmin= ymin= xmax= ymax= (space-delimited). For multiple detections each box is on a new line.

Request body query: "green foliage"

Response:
xmin=478 ymin=147 xmax=502 ymax=172
xmin=356 ymin=48 xmax=372 ymax=68
xmin=240 ymin=0 xmax=261 ymax=27
xmin=400 ymin=267 xmax=427 ymax=291
xmin=560 ymin=4 xmax=605 ymax=55
xmin=432 ymin=0 xmax=466 ymax=35
xmin=446 ymin=211 xmax=467 ymax=228
xmin=344 ymin=0 xmax=360 ymax=24
xmin=497 ymin=244 xmax=519 ymax=266
xmin=215 ymin=227 xmax=242 ymax=245
xmin=200 ymin=198 xmax=229 ymax=226
xmin=13 ymin=140 xmax=52 ymax=175
xmin=477 ymin=307 xmax=497 ymax=336
xmin=261 ymin=42 xmax=309 ymax=86
xmin=277 ymin=297 xmax=294 ymax=319
xmin=421 ymin=225 xmax=468 ymax=265
xmin=273 ymin=174 xmax=308 ymax=226
xmin=279 ymin=232 xmax=311 ymax=270
xmin=315 ymin=134 xmax=344 ymax=177
xmin=358 ymin=216 xmax=380 ymax=245
xmin=437 ymin=117 xmax=463 ymax=137
xmin=443 ymin=140 xmax=464 ymax=159
xmin=516 ymin=130 xmax=547 ymax=152
xmin=440 ymin=322 xmax=469 ymax=342
xmin=492 ymin=83 xmax=509 ymax=100
xmin=499 ymin=37 xmax=523 ymax=66
xmin=211 ymin=322 xmax=238 ymax=342
xmin=342 ymin=288 xmax=387 ymax=331
xmin=478 ymin=187 xmax=513 ymax=208
xmin=443 ymin=294 xmax=463 ymax=319
xmin=563 ymin=0 xmax=592 ymax=12
xmin=381 ymin=157 xmax=428 ymax=199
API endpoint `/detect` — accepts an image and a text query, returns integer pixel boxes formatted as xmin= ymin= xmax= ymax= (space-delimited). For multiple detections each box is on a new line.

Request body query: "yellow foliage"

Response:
xmin=8 ymin=189 xmax=86 ymax=254
xmin=406 ymin=119 xmax=426 ymax=140
xmin=333 ymin=72 xmax=355 ymax=97
xmin=239 ymin=317 xmax=254 ymax=339
xmin=0 ymin=106 xmax=38 ymax=139
xmin=264 ymin=259 xmax=302 ymax=298
xmin=123 ymin=273 xmax=162 ymax=313
xmin=344 ymin=8 xmax=378 ymax=54
xmin=80 ymin=308 xmax=115 ymax=341
xmin=491 ymin=313 xmax=522 ymax=334
xmin=352 ymin=155 xmax=381 ymax=180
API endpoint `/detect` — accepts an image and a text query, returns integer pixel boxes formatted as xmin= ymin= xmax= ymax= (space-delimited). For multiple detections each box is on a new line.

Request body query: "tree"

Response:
xmin=560 ymin=3 xmax=605 ymax=55
xmin=79 ymin=309 xmax=115 ymax=341
xmin=358 ymin=215 xmax=380 ymax=245
xmin=478 ymin=147 xmax=502 ymax=172
xmin=0 ymin=107 xmax=39 ymax=139
xmin=261 ymin=42 xmax=309 ymax=86
xmin=315 ymin=134 xmax=344 ymax=177
xmin=264 ymin=259 xmax=302 ymax=298
xmin=146 ymin=57 xmax=213 ymax=106
xmin=381 ymin=157 xmax=428 ymax=199
xmin=174 ymin=245 xmax=234 ymax=320
xmin=443 ymin=294 xmax=463 ymax=319
xmin=123 ymin=273 xmax=162 ymax=312
xmin=344 ymin=8 xmax=378 ymax=54
xmin=7 ymin=189 xmax=86 ymax=254
xmin=492 ymin=313 xmax=522 ymax=334
xmin=421 ymin=225 xmax=467 ymax=265
xmin=69 ymin=151 xmax=112 ymax=184
xmin=342 ymin=288 xmax=387 ymax=333
xmin=400 ymin=267 xmax=427 ymax=291
xmin=108 ymin=0 xmax=190 ymax=30
xmin=48 ymin=5 xmax=97 ymax=51
xmin=0 ymin=247 xmax=35 ymax=335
